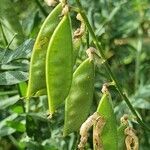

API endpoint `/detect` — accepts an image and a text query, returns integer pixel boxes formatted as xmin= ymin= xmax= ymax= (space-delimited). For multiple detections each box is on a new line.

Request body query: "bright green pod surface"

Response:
xmin=117 ymin=123 xmax=127 ymax=150
xmin=26 ymin=4 xmax=62 ymax=98
xmin=63 ymin=58 xmax=94 ymax=136
xmin=96 ymin=92 xmax=118 ymax=150
xmin=46 ymin=14 xmax=73 ymax=114
xmin=0 ymin=0 xmax=24 ymax=49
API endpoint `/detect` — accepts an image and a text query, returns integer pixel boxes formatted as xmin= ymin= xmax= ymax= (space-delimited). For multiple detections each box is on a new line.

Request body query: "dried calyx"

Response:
xmin=59 ymin=0 xmax=66 ymax=5
xmin=74 ymin=13 xmax=86 ymax=39
xmin=93 ymin=116 xmax=106 ymax=150
xmin=125 ymin=127 xmax=139 ymax=150
xmin=59 ymin=0 xmax=69 ymax=15
xmin=86 ymin=47 xmax=96 ymax=61
xmin=78 ymin=112 xmax=105 ymax=150
xmin=120 ymin=114 xmax=129 ymax=126
xmin=78 ymin=112 xmax=99 ymax=150
xmin=120 ymin=114 xmax=139 ymax=150
xmin=45 ymin=0 xmax=57 ymax=6
xmin=101 ymin=83 xmax=109 ymax=94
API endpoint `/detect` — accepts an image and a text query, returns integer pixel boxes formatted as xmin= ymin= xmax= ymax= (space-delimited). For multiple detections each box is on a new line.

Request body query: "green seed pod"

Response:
xmin=46 ymin=14 xmax=73 ymax=114
xmin=117 ymin=123 xmax=127 ymax=150
xmin=26 ymin=4 xmax=62 ymax=98
xmin=96 ymin=92 xmax=118 ymax=150
xmin=63 ymin=58 xmax=94 ymax=136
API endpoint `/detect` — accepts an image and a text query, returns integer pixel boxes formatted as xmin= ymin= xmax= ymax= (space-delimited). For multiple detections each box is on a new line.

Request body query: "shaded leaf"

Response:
xmin=0 ymin=113 xmax=18 ymax=129
xmin=0 ymin=71 xmax=28 ymax=85
xmin=0 ymin=127 xmax=15 ymax=137
xmin=11 ymin=106 xmax=24 ymax=114
xmin=7 ymin=121 xmax=25 ymax=132
xmin=132 ymin=98 xmax=150 ymax=110
xmin=1 ymin=62 xmax=29 ymax=71
xmin=0 ymin=95 xmax=20 ymax=109
xmin=0 ymin=47 xmax=5 ymax=61
xmin=135 ymin=85 xmax=150 ymax=99
xmin=26 ymin=113 xmax=51 ymax=141
xmin=0 ymin=0 xmax=24 ymax=49
xmin=0 ymin=39 xmax=34 ymax=64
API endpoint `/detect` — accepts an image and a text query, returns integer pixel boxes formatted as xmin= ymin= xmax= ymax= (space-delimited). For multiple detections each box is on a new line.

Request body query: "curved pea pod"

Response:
xmin=46 ymin=14 xmax=73 ymax=114
xmin=0 ymin=0 xmax=24 ymax=49
xmin=63 ymin=58 xmax=94 ymax=136
xmin=96 ymin=92 xmax=118 ymax=150
xmin=26 ymin=4 xmax=62 ymax=98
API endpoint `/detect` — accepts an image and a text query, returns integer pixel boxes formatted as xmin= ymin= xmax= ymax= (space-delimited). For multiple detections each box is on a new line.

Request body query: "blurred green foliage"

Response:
xmin=0 ymin=0 xmax=150 ymax=149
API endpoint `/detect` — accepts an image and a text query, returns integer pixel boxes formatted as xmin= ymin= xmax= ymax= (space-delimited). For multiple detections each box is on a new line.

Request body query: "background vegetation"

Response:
xmin=0 ymin=0 xmax=150 ymax=149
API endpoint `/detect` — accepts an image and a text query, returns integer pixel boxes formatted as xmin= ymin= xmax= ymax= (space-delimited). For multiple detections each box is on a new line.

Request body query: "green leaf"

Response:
xmin=1 ymin=62 xmax=28 ymax=71
xmin=135 ymin=85 xmax=150 ymax=99
xmin=0 ymin=71 xmax=28 ymax=85
xmin=0 ymin=127 xmax=15 ymax=137
xmin=0 ymin=0 xmax=24 ymax=49
xmin=0 ymin=95 xmax=20 ymax=109
xmin=0 ymin=113 xmax=18 ymax=129
xmin=132 ymin=98 xmax=150 ymax=110
xmin=26 ymin=113 xmax=51 ymax=141
xmin=0 ymin=39 xmax=34 ymax=64
xmin=22 ymin=11 xmax=41 ymax=37
xmin=11 ymin=106 xmax=24 ymax=114
xmin=0 ymin=47 xmax=5 ymax=61
xmin=7 ymin=121 xmax=25 ymax=132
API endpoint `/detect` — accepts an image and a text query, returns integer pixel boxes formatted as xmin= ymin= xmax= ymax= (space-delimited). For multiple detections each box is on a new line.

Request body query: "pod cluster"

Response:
xmin=26 ymin=3 xmax=139 ymax=150
xmin=26 ymin=3 xmax=94 ymax=126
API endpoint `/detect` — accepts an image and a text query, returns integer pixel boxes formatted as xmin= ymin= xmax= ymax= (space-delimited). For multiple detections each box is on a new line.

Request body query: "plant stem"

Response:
xmin=35 ymin=0 xmax=48 ymax=17
xmin=0 ymin=21 xmax=8 ymax=46
xmin=135 ymin=1 xmax=144 ymax=90
xmin=135 ymin=29 xmax=142 ymax=90
xmin=75 ymin=0 xmax=150 ymax=132
xmin=6 ymin=33 xmax=17 ymax=49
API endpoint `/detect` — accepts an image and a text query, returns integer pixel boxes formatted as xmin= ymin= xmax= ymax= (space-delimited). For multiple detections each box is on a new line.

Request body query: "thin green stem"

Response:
xmin=0 ymin=21 xmax=8 ymax=46
xmin=135 ymin=29 xmax=142 ymax=90
xmin=6 ymin=33 xmax=17 ymax=49
xmin=35 ymin=0 xmax=48 ymax=17
xmin=86 ymin=31 xmax=89 ymax=48
xmin=76 ymin=0 xmax=150 ymax=132
xmin=135 ymin=0 xmax=144 ymax=90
